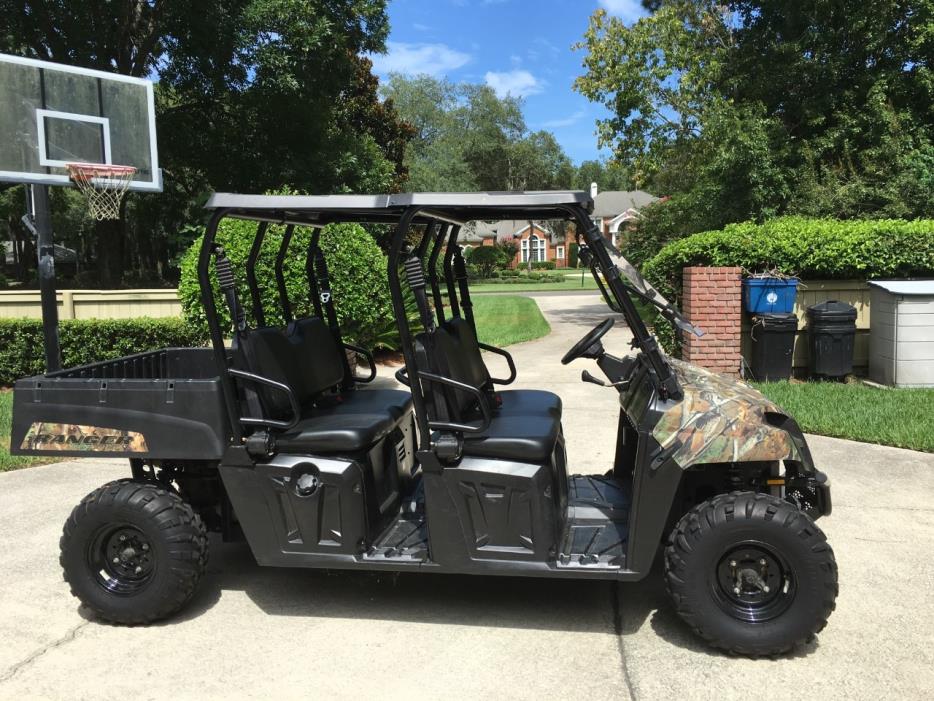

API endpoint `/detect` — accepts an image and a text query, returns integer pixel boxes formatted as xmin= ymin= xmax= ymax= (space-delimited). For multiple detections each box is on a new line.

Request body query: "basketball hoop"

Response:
xmin=66 ymin=163 xmax=138 ymax=221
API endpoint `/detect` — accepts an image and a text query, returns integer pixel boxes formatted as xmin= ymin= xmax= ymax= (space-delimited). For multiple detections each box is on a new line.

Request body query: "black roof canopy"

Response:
xmin=204 ymin=191 xmax=593 ymax=227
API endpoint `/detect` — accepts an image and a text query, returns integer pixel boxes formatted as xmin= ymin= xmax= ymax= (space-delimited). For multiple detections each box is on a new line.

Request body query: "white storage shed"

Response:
xmin=868 ymin=281 xmax=934 ymax=387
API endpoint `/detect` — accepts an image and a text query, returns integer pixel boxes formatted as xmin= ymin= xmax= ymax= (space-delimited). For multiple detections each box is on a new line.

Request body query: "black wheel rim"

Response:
xmin=87 ymin=524 xmax=156 ymax=595
xmin=712 ymin=542 xmax=795 ymax=623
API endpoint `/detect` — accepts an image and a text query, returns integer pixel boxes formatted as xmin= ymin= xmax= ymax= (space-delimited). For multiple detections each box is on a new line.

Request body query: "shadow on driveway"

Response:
xmin=128 ymin=537 xmax=821 ymax=660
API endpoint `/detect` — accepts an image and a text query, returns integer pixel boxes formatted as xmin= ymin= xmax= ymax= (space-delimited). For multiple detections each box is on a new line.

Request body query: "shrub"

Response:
xmin=640 ymin=216 xmax=934 ymax=357
xmin=468 ymin=246 xmax=505 ymax=278
xmin=569 ymin=243 xmax=579 ymax=269
xmin=644 ymin=217 xmax=934 ymax=302
xmin=497 ymin=241 xmax=519 ymax=266
xmin=531 ymin=261 xmax=556 ymax=270
xmin=0 ymin=318 xmax=208 ymax=385
xmin=178 ymin=220 xmax=398 ymax=349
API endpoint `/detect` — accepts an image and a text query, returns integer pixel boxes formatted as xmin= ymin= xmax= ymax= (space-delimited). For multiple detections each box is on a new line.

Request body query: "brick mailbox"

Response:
xmin=681 ymin=266 xmax=742 ymax=377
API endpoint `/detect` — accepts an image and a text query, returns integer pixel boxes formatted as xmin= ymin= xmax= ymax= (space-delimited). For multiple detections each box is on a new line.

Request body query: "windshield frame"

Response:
xmin=563 ymin=206 xmax=683 ymax=401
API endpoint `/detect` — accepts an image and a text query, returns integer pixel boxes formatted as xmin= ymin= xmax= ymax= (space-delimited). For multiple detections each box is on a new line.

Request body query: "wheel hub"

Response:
xmin=714 ymin=544 xmax=795 ymax=622
xmin=90 ymin=525 xmax=155 ymax=593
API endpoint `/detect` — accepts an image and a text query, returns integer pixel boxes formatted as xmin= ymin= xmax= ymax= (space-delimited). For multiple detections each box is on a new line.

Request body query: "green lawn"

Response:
xmin=0 ymin=392 xmax=54 ymax=472
xmin=470 ymin=270 xmax=598 ymax=294
xmin=471 ymin=295 xmax=551 ymax=347
xmin=753 ymin=381 xmax=934 ymax=453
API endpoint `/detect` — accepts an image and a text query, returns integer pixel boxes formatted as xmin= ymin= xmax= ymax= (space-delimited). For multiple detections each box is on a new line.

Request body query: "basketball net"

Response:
xmin=66 ymin=163 xmax=137 ymax=221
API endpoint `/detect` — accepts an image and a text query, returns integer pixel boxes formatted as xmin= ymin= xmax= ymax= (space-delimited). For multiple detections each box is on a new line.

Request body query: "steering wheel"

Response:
xmin=561 ymin=318 xmax=614 ymax=365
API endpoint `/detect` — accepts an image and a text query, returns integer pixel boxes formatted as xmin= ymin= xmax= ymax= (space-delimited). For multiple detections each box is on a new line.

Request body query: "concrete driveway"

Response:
xmin=2 ymin=293 xmax=933 ymax=700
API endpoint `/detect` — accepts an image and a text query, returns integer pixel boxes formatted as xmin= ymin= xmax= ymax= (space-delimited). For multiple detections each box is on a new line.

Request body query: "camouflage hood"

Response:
xmin=651 ymin=359 xmax=801 ymax=469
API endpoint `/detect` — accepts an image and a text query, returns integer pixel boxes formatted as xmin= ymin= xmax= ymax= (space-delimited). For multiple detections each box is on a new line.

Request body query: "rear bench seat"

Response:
xmin=235 ymin=317 xmax=411 ymax=455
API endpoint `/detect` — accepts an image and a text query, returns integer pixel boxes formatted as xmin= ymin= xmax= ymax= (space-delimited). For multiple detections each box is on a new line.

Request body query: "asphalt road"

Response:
xmin=1 ymin=293 xmax=932 ymax=700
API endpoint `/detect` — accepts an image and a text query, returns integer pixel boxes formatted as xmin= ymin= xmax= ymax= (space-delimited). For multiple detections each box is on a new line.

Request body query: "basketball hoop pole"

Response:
xmin=24 ymin=184 xmax=62 ymax=373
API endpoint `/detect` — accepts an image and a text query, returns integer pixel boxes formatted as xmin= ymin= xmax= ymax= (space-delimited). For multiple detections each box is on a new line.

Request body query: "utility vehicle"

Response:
xmin=11 ymin=191 xmax=837 ymax=656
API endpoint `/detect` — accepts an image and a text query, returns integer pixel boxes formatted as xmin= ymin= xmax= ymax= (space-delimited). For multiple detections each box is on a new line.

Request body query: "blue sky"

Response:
xmin=370 ymin=0 xmax=648 ymax=165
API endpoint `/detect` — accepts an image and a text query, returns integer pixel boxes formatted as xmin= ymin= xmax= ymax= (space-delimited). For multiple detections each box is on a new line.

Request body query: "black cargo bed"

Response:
xmin=10 ymin=348 xmax=229 ymax=460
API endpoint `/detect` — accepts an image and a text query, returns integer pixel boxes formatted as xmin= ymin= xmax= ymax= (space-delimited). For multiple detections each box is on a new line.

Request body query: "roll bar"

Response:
xmin=198 ymin=192 xmax=682 ymax=452
xmin=427 ymin=223 xmax=449 ymax=322
xmin=274 ymin=225 xmax=295 ymax=323
xmin=245 ymin=221 xmax=268 ymax=327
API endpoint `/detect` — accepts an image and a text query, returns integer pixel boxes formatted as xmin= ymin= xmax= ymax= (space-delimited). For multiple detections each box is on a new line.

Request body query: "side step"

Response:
xmin=364 ymin=514 xmax=429 ymax=562
xmin=558 ymin=475 xmax=631 ymax=570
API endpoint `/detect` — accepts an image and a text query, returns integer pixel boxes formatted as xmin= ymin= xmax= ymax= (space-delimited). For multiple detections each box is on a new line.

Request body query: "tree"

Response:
xmin=381 ymin=74 xmax=574 ymax=193
xmin=0 ymin=0 xmax=411 ymax=286
xmin=574 ymin=159 xmax=630 ymax=192
xmin=468 ymin=245 xmax=504 ymax=279
xmin=574 ymin=0 xmax=934 ymax=255
xmin=505 ymin=131 xmax=576 ymax=191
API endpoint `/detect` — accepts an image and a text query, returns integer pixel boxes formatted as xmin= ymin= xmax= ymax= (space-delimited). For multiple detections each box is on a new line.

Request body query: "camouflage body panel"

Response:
xmin=20 ymin=423 xmax=148 ymax=453
xmin=652 ymin=359 xmax=799 ymax=469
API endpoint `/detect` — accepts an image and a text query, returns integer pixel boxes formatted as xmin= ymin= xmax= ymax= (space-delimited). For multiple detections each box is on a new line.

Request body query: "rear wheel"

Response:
xmin=61 ymin=479 xmax=208 ymax=624
xmin=664 ymin=491 xmax=837 ymax=656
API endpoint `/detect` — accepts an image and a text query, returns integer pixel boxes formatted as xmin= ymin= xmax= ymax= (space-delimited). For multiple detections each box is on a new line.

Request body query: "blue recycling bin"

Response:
xmin=743 ymin=277 xmax=799 ymax=314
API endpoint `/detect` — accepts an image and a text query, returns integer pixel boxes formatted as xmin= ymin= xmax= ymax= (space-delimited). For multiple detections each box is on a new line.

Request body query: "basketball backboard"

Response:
xmin=0 ymin=53 xmax=161 ymax=192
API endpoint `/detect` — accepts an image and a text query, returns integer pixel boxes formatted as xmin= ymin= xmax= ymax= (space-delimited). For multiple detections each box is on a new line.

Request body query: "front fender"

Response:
xmin=651 ymin=360 xmax=805 ymax=470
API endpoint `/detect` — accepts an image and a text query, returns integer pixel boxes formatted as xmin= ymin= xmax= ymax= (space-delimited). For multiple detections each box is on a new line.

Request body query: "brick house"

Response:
xmin=458 ymin=188 xmax=659 ymax=268
xmin=590 ymin=188 xmax=658 ymax=248
xmin=459 ymin=220 xmax=574 ymax=268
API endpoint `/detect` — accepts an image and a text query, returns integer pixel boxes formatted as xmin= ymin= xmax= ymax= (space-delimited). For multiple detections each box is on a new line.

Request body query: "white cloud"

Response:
xmin=598 ymin=0 xmax=648 ymax=23
xmin=484 ymin=69 xmax=544 ymax=98
xmin=370 ymin=42 xmax=471 ymax=77
xmin=540 ymin=109 xmax=586 ymax=129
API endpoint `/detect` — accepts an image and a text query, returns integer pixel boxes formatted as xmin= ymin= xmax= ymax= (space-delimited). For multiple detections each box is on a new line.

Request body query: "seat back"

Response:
xmin=441 ymin=318 xmax=493 ymax=392
xmin=414 ymin=325 xmax=486 ymax=425
xmin=236 ymin=327 xmax=304 ymax=421
xmin=287 ymin=317 xmax=346 ymax=397
xmin=235 ymin=316 xmax=345 ymax=421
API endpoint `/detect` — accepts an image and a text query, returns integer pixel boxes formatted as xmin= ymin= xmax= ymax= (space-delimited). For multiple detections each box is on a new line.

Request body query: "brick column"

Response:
xmin=682 ymin=266 xmax=742 ymax=377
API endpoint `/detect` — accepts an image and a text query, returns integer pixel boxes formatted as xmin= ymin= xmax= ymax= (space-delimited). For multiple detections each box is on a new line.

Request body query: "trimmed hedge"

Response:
xmin=644 ymin=217 xmax=934 ymax=301
xmin=640 ymin=216 xmax=934 ymax=357
xmin=178 ymin=220 xmax=398 ymax=350
xmin=0 ymin=318 xmax=208 ymax=385
xmin=531 ymin=261 xmax=556 ymax=270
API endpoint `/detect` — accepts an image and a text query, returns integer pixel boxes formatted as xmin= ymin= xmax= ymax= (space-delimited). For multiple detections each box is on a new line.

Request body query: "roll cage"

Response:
xmin=200 ymin=191 xmax=687 ymax=450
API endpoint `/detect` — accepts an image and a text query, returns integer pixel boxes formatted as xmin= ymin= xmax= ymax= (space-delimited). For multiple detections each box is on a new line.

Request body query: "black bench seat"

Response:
xmin=234 ymin=318 xmax=412 ymax=455
xmin=443 ymin=317 xmax=561 ymax=418
xmin=277 ymin=408 xmax=401 ymax=454
xmin=461 ymin=414 xmax=560 ymax=463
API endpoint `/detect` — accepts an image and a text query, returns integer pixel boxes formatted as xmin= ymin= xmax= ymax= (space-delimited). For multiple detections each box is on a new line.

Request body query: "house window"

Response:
xmin=522 ymin=234 xmax=545 ymax=263
xmin=556 ymin=245 xmax=565 ymax=260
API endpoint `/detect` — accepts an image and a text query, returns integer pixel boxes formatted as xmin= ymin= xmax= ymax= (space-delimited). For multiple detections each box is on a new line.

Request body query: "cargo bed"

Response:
xmin=11 ymin=348 xmax=230 ymax=460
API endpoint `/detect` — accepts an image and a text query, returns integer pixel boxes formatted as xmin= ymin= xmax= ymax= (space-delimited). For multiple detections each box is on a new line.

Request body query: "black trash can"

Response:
xmin=807 ymin=300 xmax=857 ymax=378
xmin=749 ymin=313 xmax=798 ymax=381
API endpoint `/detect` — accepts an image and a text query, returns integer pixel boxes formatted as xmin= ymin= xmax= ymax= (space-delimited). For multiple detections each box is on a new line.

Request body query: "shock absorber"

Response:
xmin=727 ymin=463 xmax=744 ymax=492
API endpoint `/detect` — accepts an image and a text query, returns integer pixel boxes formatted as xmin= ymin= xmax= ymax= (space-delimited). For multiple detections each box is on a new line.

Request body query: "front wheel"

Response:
xmin=61 ymin=479 xmax=208 ymax=624
xmin=664 ymin=491 xmax=837 ymax=656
